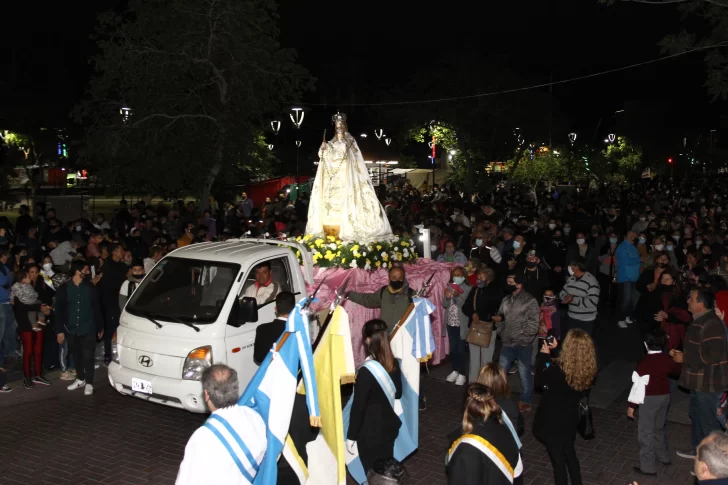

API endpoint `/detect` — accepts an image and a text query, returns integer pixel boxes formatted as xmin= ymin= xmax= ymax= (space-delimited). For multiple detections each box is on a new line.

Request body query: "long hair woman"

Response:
xmin=346 ymin=319 xmax=402 ymax=475
xmin=533 ymin=329 xmax=597 ymax=485
xmin=478 ymin=363 xmax=524 ymax=437
xmin=447 ymin=383 xmax=523 ymax=485
xmin=640 ymin=268 xmax=690 ymax=350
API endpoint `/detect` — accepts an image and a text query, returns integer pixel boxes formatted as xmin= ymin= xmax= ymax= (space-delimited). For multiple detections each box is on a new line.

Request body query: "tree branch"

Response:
xmin=131 ymin=113 xmax=218 ymax=128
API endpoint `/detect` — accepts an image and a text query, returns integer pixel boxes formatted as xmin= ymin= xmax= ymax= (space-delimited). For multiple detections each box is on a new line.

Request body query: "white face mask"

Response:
xmin=430 ymin=245 xmax=437 ymax=252
xmin=75 ymin=225 xmax=82 ymax=232
xmin=453 ymin=276 xmax=465 ymax=285
xmin=548 ymin=223 xmax=556 ymax=230
xmin=512 ymin=241 xmax=521 ymax=249
xmin=568 ymin=266 xmax=574 ymax=276
xmin=475 ymin=239 xmax=483 ymax=247
xmin=666 ymin=245 xmax=674 ymax=251
xmin=654 ymin=244 xmax=664 ymax=251
xmin=564 ymin=227 xmax=571 ymax=234
xmin=42 ymin=263 xmax=52 ymax=272
xmin=576 ymin=238 xmax=585 ymax=245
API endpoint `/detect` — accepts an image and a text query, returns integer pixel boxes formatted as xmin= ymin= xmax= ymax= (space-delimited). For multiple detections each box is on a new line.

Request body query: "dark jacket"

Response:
xmin=253 ymin=318 xmax=286 ymax=365
xmin=348 ymin=283 xmax=414 ymax=333
xmin=565 ymin=243 xmax=598 ymax=276
xmin=347 ymin=362 xmax=402 ymax=446
xmin=447 ymin=417 xmax=522 ymax=485
xmin=53 ymin=280 xmax=104 ymax=336
xmin=100 ymin=260 xmax=128 ymax=310
xmin=12 ymin=298 xmax=42 ymax=333
xmin=533 ymin=353 xmax=587 ymax=445
xmin=639 ymin=286 xmax=690 ymax=348
xmin=518 ymin=265 xmax=550 ymax=303
xmin=496 ymin=290 xmax=539 ymax=347
xmin=463 ymin=283 xmax=503 ymax=325
xmin=679 ymin=310 xmax=728 ymax=393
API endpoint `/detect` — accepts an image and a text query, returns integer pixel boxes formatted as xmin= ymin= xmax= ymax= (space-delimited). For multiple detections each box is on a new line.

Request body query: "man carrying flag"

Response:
xmin=177 ymin=364 xmax=267 ymax=485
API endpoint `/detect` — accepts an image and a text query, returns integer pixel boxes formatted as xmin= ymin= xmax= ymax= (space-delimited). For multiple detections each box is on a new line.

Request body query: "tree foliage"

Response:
xmin=507 ymin=149 xmax=567 ymax=191
xmin=73 ymin=0 xmax=313 ymax=203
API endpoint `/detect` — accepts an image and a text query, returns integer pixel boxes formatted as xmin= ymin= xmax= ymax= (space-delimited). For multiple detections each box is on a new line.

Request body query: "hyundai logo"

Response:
xmin=138 ymin=355 xmax=153 ymax=367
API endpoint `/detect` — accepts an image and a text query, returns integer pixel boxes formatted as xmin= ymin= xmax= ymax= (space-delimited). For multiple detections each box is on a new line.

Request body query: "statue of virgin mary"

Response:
xmin=305 ymin=112 xmax=394 ymax=243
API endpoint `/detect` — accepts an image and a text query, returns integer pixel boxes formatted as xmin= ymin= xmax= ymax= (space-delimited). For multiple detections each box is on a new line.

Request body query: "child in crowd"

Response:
xmin=539 ymin=288 xmax=561 ymax=341
xmin=464 ymin=258 xmax=480 ymax=287
xmin=11 ymin=271 xmax=45 ymax=331
xmin=627 ymin=327 xmax=682 ymax=476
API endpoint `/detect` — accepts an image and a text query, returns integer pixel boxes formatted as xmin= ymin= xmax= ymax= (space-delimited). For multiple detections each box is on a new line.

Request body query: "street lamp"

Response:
xmin=385 ymin=137 xmax=392 ymax=146
xmin=290 ymin=108 xmax=304 ymax=190
xmin=267 ymin=144 xmax=274 ymax=151
xmin=607 ymin=133 xmax=616 ymax=143
xmin=568 ymin=133 xmax=577 ymax=145
xmin=374 ymin=129 xmax=384 ymax=140
xmin=271 ymin=120 xmax=281 ymax=135
xmin=120 ymin=107 xmax=132 ymax=123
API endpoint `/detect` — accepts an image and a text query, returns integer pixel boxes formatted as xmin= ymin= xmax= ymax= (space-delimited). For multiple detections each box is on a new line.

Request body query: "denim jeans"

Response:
xmin=446 ymin=325 xmax=466 ymax=376
xmin=0 ymin=304 xmax=17 ymax=367
xmin=617 ymin=281 xmax=639 ymax=321
xmin=499 ymin=343 xmax=534 ymax=404
xmin=689 ymin=391 xmax=722 ymax=450
xmin=59 ymin=338 xmax=75 ymax=372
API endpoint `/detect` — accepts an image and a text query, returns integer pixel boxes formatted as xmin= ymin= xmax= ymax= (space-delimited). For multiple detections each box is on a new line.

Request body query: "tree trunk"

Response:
xmin=200 ymin=144 xmax=223 ymax=211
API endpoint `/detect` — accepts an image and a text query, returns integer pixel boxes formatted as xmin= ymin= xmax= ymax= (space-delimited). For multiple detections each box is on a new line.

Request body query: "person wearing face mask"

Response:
xmin=639 ymin=269 xmax=690 ymax=350
xmin=617 ymin=231 xmax=643 ymax=329
xmin=597 ymin=233 xmax=619 ymax=313
xmin=664 ymin=240 xmax=679 ymax=269
xmin=544 ymin=230 xmax=568 ymax=294
xmin=348 ymin=266 xmax=414 ymax=333
xmin=559 ymin=258 xmax=600 ymax=336
xmin=463 ymin=268 xmax=502 ymax=382
xmin=53 ymin=261 xmax=104 ymax=396
xmin=565 ymin=232 xmax=598 ymax=277
xmin=118 ymin=259 xmax=146 ymax=310
xmin=506 ymin=235 xmax=527 ymax=271
xmin=521 ymin=251 xmax=550 ymax=303
xmin=636 ymin=232 xmax=649 ymax=263
xmin=442 ymin=267 xmax=472 ymax=386
xmin=492 ymin=273 xmax=539 ymax=412
xmin=500 ymin=227 xmax=516 ymax=259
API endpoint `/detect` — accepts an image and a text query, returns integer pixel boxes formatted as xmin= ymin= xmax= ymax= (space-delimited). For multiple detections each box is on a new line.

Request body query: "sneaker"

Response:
xmin=67 ymin=379 xmax=86 ymax=391
xmin=32 ymin=376 xmax=51 ymax=386
xmin=509 ymin=367 xmax=518 ymax=375
xmin=60 ymin=370 xmax=75 ymax=381
xmin=617 ymin=320 xmax=628 ymax=329
xmin=36 ymin=320 xmax=47 ymax=327
xmin=23 ymin=378 xmax=34 ymax=389
xmin=0 ymin=385 xmax=11 ymax=393
xmin=69 ymin=368 xmax=77 ymax=375
xmin=626 ymin=316 xmax=634 ymax=324
xmin=31 ymin=324 xmax=42 ymax=332
xmin=446 ymin=371 xmax=459 ymax=383
xmin=84 ymin=384 xmax=94 ymax=396
xmin=455 ymin=374 xmax=467 ymax=386
xmin=676 ymin=448 xmax=696 ymax=459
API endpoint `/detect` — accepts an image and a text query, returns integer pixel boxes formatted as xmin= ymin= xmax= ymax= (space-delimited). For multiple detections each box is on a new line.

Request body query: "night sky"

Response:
xmin=1 ymin=1 xmax=723 ymax=163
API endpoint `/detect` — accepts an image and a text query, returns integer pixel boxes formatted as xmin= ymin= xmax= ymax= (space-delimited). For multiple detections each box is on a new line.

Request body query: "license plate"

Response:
xmin=132 ymin=378 xmax=153 ymax=395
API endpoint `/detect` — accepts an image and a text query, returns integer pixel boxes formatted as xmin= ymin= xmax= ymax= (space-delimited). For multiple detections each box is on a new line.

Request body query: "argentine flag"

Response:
xmin=238 ymin=297 xmax=320 ymax=484
xmin=342 ymin=297 xmax=435 ymax=484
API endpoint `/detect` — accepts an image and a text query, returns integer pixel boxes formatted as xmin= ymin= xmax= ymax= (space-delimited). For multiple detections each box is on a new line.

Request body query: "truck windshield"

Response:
xmin=125 ymin=257 xmax=240 ymax=324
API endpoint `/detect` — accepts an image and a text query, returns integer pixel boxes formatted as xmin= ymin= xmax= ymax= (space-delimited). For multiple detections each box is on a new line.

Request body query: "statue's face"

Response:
xmin=335 ymin=119 xmax=347 ymax=134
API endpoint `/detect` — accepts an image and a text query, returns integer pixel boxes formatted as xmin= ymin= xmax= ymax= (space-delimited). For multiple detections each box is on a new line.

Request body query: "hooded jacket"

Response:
xmin=496 ymin=289 xmax=539 ymax=347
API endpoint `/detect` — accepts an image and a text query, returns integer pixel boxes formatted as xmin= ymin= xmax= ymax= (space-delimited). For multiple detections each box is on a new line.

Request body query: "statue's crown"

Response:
xmin=331 ymin=112 xmax=347 ymax=124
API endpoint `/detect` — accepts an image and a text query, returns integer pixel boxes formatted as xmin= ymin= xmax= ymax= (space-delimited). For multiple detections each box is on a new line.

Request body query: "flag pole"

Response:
xmin=390 ymin=271 xmax=436 ymax=340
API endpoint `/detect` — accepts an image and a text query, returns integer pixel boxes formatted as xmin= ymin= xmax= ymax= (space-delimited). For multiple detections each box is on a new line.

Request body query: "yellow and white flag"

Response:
xmin=283 ymin=306 xmax=355 ymax=485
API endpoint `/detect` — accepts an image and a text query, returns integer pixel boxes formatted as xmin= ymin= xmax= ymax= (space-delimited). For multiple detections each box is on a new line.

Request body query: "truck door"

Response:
xmin=225 ymin=255 xmax=295 ymax=388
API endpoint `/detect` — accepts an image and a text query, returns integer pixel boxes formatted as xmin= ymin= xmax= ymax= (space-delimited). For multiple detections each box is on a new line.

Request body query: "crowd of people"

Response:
xmin=2 ymin=176 xmax=728 ymax=484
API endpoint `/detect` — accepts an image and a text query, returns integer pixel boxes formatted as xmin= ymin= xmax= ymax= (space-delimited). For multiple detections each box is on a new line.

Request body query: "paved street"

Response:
xmin=0 ymin=317 xmax=700 ymax=485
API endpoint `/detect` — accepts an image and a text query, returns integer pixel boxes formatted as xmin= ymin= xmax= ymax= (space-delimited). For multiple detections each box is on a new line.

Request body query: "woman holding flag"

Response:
xmin=346 ymin=319 xmax=403 ymax=476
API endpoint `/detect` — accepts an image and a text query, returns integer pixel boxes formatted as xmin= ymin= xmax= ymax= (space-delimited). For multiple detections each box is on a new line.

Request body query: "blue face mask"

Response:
xmin=512 ymin=241 xmax=521 ymax=249
xmin=639 ymin=237 xmax=646 ymax=244
xmin=453 ymin=276 xmax=465 ymax=285
xmin=475 ymin=239 xmax=483 ymax=247
xmin=609 ymin=237 xmax=618 ymax=244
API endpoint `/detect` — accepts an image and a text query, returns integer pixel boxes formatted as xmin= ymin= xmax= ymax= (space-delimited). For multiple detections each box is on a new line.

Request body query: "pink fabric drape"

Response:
xmin=304 ymin=259 xmax=456 ymax=366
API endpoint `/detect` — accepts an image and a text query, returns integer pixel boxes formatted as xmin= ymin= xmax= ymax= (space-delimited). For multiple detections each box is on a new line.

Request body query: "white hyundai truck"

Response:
xmin=107 ymin=239 xmax=314 ymax=413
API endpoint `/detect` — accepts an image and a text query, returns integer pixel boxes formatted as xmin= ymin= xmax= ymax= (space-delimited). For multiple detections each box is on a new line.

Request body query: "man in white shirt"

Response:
xmin=176 ymin=364 xmax=267 ymax=485
xmin=243 ymin=261 xmax=280 ymax=306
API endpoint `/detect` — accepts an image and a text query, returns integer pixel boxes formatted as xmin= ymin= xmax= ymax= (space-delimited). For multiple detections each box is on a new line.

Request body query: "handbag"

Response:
xmin=577 ymin=394 xmax=595 ymax=440
xmin=466 ymin=289 xmax=493 ymax=348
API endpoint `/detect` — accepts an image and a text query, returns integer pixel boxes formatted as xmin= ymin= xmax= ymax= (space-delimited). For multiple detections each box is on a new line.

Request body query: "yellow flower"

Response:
xmin=342 ymin=258 xmax=347 ymax=264
xmin=296 ymin=236 xmax=302 ymax=242
xmin=375 ymin=261 xmax=382 ymax=268
xmin=401 ymin=241 xmax=409 ymax=247
xmin=376 ymin=245 xmax=382 ymax=250
xmin=353 ymin=251 xmax=360 ymax=258
xmin=303 ymin=234 xmax=312 ymax=242
xmin=382 ymin=253 xmax=389 ymax=261
xmin=296 ymin=250 xmax=301 ymax=258
xmin=324 ymin=250 xmax=335 ymax=261
xmin=336 ymin=251 xmax=341 ymax=257
xmin=366 ymin=259 xmax=372 ymax=264
xmin=351 ymin=245 xmax=359 ymax=252
xmin=313 ymin=253 xmax=321 ymax=263
xmin=396 ymin=252 xmax=403 ymax=261
xmin=315 ymin=239 xmax=324 ymax=247
xmin=327 ymin=235 xmax=336 ymax=242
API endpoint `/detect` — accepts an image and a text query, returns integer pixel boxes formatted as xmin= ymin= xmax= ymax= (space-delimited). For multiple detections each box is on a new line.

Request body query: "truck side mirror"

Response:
xmin=228 ymin=297 xmax=258 ymax=327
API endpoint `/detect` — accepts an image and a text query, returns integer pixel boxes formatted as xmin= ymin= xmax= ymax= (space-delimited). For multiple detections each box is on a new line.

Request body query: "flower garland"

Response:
xmin=291 ymin=235 xmax=418 ymax=269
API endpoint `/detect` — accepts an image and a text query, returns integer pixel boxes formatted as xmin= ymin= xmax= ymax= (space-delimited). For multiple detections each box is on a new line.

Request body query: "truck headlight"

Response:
xmin=111 ymin=343 xmax=120 ymax=363
xmin=182 ymin=346 xmax=212 ymax=381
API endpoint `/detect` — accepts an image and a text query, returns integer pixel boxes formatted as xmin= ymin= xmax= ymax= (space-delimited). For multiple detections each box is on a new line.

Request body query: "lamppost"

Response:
xmin=290 ymin=108 xmax=304 ymax=193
